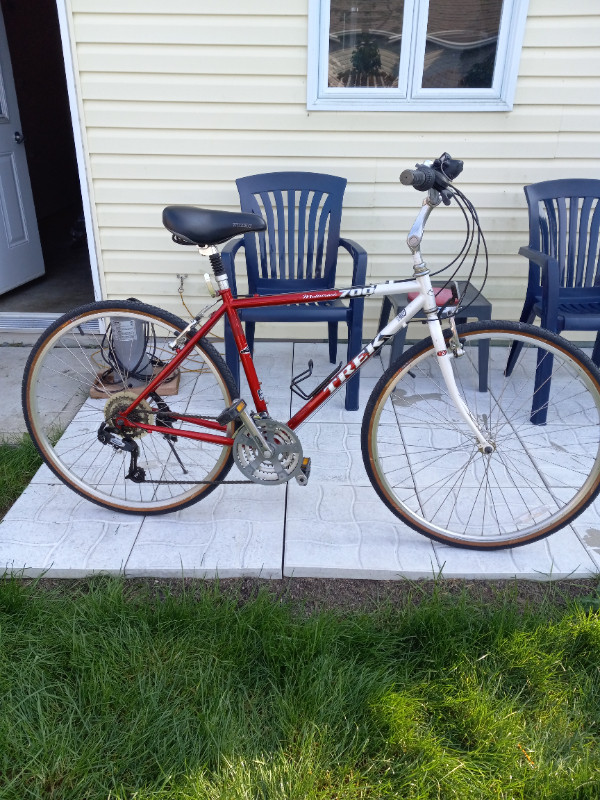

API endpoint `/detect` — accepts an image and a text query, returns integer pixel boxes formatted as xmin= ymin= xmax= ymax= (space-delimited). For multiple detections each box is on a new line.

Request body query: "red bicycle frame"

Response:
xmin=119 ymin=283 xmax=391 ymax=445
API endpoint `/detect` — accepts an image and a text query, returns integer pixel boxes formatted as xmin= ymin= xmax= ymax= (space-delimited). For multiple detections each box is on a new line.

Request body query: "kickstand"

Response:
xmin=165 ymin=437 xmax=189 ymax=474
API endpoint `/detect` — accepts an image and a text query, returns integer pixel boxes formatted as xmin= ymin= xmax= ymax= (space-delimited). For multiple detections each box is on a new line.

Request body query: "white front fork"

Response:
xmin=403 ymin=192 xmax=493 ymax=452
xmin=418 ymin=274 xmax=493 ymax=453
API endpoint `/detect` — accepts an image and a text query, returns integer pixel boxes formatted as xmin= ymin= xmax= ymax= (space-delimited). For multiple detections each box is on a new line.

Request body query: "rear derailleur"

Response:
xmin=97 ymin=423 xmax=146 ymax=483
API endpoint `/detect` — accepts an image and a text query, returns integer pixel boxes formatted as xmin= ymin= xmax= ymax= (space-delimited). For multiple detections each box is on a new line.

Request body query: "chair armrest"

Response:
xmin=518 ymin=246 xmax=560 ymax=283
xmin=221 ymin=237 xmax=245 ymax=296
xmin=519 ymin=247 xmax=560 ymax=327
xmin=339 ymin=237 xmax=368 ymax=285
xmin=518 ymin=246 xmax=552 ymax=269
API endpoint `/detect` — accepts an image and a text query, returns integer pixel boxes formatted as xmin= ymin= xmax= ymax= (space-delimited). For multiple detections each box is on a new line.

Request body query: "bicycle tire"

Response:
xmin=23 ymin=300 xmax=238 ymax=515
xmin=362 ymin=320 xmax=600 ymax=549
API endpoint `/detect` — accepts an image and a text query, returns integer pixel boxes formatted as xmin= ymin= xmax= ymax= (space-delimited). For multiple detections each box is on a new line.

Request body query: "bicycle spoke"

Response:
xmin=365 ymin=323 xmax=600 ymax=547
xmin=24 ymin=303 xmax=235 ymax=513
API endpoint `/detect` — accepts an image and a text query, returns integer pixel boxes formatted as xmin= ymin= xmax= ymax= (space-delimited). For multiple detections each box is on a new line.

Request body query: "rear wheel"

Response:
xmin=23 ymin=300 xmax=237 ymax=514
xmin=362 ymin=321 xmax=600 ymax=549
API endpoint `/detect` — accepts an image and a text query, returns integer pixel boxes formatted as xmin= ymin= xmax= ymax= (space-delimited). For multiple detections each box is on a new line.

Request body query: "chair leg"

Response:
xmin=478 ymin=337 xmax=490 ymax=393
xmin=531 ymin=346 xmax=553 ymax=425
xmin=245 ymin=321 xmax=256 ymax=356
xmin=448 ymin=315 xmax=490 ymax=391
xmin=389 ymin=327 xmax=408 ymax=367
xmin=529 ymin=313 xmax=561 ymax=425
xmin=592 ymin=331 xmax=600 ymax=366
xmin=224 ymin=318 xmax=241 ymax=392
xmin=328 ymin=322 xmax=338 ymax=364
xmin=344 ymin=323 xmax=362 ymax=411
xmin=505 ymin=305 xmax=536 ymax=377
xmin=466 ymin=316 xmax=491 ymax=393
xmin=378 ymin=296 xmax=392 ymax=330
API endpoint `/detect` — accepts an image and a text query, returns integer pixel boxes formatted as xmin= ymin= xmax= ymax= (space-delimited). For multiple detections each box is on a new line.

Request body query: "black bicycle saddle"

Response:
xmin=163 ymin=205 xmax=266 ymax=247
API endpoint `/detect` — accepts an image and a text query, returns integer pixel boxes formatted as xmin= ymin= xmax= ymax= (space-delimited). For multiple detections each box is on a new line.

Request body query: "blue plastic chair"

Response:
xmin=222 ymin=172 xmax=367 ymax=410
xmin=505 ymin=179 xmax=600 ymax=424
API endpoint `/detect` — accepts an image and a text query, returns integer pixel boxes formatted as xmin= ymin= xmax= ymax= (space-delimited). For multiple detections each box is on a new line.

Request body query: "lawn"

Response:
xmin=0 ymin=576 xmax=599 ymax=799
xmin=0 ymin=435 xmax=42 ymax=518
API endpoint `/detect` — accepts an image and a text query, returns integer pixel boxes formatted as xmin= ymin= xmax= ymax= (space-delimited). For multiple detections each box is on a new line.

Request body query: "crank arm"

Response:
xmin=238 ymin=408 xmax=273 ymax=458
xmin=217 ymin=399 xmax=273 ymax=458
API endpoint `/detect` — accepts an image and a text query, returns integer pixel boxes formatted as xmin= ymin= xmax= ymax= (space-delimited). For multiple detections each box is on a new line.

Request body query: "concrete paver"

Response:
xmin=0 ymin=344 xmax=31 ymax=441
xmin=2 ymin=340 xmax=600 ymax=580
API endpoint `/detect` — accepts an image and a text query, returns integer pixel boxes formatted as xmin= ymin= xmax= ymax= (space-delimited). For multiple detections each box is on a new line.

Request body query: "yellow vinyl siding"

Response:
xmin=66 ymin=0 xmax=600 ymax=341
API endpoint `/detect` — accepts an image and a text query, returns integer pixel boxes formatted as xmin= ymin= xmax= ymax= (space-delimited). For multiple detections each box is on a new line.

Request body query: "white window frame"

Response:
xmin=307 ymin=0 xmax=529 ymax=112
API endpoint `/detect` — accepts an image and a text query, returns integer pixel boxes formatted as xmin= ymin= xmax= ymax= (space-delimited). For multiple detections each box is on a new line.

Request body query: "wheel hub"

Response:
xmin=478 ymin=441 xmax=496 ymax=454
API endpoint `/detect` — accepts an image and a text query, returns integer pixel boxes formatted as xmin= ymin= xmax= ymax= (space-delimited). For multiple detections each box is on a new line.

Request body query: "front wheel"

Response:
xmin=23 ymin=300 xmax=238 ymax=515
xmin=362 ymin=321 xmax=600 ymax=549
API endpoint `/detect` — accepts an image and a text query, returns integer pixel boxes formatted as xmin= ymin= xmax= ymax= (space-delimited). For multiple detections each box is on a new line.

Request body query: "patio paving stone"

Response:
xmin=0 ymin=482 xmax=142 ymax=577
xmin=284 ymin=482 xmax=440 ymax=579
xmin=2 ymin=340 xmax=600 ymax=580
xmin=432 ymin=525 xmax=598 ymax=580
xmin=560 ymin=492 xmax=600 ymax=572
xmin=124 ymin=483 xmax=286 ymax=578
xmin=293 ymin=421 xmax=367 ymax=485
xmin=0 ymin=344 xmax=31 ymax=441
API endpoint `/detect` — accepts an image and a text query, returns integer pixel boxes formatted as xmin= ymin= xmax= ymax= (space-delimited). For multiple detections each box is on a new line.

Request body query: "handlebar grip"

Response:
xmin=400 ymin=166 xmax=437 ymax=191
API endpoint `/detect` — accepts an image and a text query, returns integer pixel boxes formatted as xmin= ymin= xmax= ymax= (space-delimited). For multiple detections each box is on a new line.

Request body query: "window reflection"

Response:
xmin=328 ymin=1 xmax=404 ymax=88
xmin=424 ymin=0 xmax=503 ymax=88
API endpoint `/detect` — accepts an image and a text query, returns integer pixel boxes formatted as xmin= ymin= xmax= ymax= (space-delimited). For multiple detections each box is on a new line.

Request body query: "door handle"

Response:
xmin=14 ymin=131 xmax=25 ymax=144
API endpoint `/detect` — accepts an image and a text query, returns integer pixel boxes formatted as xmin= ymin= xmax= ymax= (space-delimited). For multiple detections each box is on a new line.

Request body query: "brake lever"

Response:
xmin=440 ymin=188 xmax=453 ymax=206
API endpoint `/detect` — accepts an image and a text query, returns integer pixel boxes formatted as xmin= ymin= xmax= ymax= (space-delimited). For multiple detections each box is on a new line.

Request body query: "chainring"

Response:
xmin=233 ymin=417 xmax=303 ymax=485
xmin=103 ymin=390 xmax=155 ymax=438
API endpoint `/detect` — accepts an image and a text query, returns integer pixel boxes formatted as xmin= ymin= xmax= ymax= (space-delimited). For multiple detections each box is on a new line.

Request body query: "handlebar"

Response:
xmin=400 ymin=165 xmax=438 ymax=191
xmin=400 ymin=152 xmax=488 ymax=309
xmin=400 ymin=152 xmax=464 ymax=195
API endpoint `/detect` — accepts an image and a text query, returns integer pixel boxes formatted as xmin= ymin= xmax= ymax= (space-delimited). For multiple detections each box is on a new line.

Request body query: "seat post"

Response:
xmin=198 ymin=245 xmax=229 ymax=291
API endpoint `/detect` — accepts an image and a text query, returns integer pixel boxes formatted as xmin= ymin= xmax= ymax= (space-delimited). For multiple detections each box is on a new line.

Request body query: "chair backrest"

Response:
xmin=235 ymin=172 xmax=347 ymax=294
xmin=524 ymin=179 xmax=600 ymax=288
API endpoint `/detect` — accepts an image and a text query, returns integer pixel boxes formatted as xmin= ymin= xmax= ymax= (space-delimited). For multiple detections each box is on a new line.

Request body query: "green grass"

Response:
xmin=0 ymin=435 xmax=42 ymax=517
xmin=0 ymin=577 xmax=599 ymax=799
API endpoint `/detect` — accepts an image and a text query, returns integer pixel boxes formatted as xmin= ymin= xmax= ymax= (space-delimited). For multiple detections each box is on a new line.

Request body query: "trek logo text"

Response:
xmin=324 ymin=331 xmax=390 ymax=394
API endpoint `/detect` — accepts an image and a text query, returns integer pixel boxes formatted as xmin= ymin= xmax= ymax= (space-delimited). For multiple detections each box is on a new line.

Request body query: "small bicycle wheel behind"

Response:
xmin=22 ymin=300 xmax=238 ymax=515
xmin=362 ymin=320 xmax=600 ymax=549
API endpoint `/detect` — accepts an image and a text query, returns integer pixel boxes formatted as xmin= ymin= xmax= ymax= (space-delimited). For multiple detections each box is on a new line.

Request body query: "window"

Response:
xmin=307 ymin=0 xmax=529 ymax=111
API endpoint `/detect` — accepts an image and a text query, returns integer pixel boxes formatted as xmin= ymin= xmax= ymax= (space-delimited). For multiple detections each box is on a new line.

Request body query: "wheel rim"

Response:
xmin=25 ymin=307 xmax=233 ymax=512
xmin=368 ymin=327 xmax=600 ymax=545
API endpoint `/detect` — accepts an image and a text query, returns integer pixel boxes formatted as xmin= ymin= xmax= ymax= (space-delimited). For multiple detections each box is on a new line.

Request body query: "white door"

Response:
xmin=0 ymin=6 xmax=45 ymax=295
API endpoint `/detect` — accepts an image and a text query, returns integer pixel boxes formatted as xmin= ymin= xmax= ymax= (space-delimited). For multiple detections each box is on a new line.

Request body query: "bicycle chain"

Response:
xmin=140 ymin=478 xmax=252 ymax=485
xmin=133 ymin=408 xmax=280 ymax=485
xmin=119 ymin=405 xmax=253 ymax=484
xmin=104 ymin=391 xmax=250 ymax=485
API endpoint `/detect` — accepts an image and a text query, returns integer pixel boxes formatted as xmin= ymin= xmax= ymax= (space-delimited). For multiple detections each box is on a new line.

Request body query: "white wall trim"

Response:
xmin=54 ymin=0 xmax=103 ymax=301
xmin=308 ymin=0 xmax=529 ymax=112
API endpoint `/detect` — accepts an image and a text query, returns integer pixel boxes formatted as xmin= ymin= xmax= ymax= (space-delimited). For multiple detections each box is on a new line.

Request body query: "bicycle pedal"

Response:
xmin=295 ymin=457 xmax=311 ymax=486
xmin=217 ymin=398 xmax=247 ymax=426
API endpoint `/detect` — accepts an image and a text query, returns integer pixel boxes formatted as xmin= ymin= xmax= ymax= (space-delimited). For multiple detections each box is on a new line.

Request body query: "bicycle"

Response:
xmin=22 ymin=154 xmax=600 ymax=550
